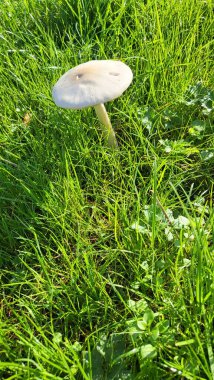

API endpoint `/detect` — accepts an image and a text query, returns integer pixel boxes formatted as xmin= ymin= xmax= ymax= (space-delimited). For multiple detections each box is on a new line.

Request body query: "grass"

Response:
xmin=0 ymin=0 xmax=214 ymax=378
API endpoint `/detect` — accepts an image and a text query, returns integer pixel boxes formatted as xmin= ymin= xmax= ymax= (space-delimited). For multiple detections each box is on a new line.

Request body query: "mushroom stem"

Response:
xmin=94 ymin=103 xmax=118 ymax=149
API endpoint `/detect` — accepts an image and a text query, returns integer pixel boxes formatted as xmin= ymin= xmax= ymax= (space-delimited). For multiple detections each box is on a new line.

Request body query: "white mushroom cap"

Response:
xmin=52 ymin=60 xmax=133 ymax=109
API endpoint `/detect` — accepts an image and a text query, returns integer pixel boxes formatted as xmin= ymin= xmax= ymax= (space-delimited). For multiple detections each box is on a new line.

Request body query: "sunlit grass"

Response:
xmin=0 ymin=0 xmax=214 ymax=379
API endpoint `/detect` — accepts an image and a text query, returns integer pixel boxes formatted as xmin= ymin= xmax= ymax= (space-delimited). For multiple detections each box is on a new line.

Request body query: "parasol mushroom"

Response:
xmin=52 ymin=60 xmax=133 ymax=148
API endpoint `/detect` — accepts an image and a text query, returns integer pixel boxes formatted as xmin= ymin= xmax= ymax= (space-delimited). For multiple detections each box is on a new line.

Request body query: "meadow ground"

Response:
xmin=0 ymin=0 xmax=214 ymax=379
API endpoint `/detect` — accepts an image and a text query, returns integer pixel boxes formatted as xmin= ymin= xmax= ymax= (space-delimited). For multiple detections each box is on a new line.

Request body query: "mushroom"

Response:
xmin=52 ymin=60 xmax=133 ymax=148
